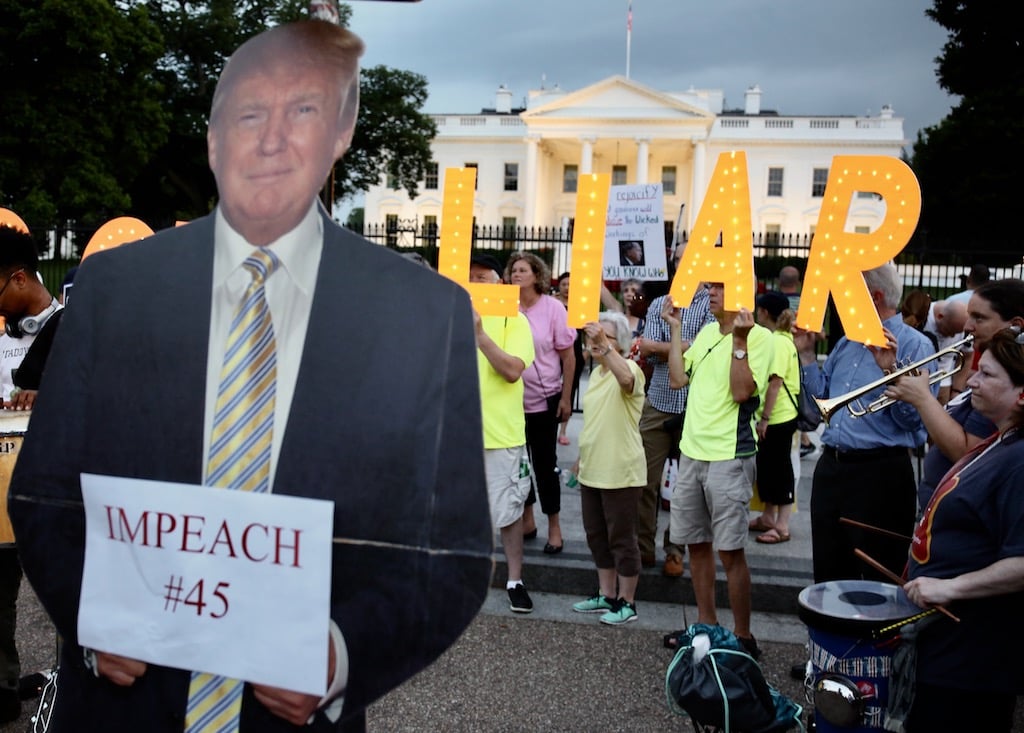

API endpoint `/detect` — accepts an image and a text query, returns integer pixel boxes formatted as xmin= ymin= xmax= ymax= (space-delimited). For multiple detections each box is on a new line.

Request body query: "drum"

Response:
xmin=0 ymin=410 xmax=31 ymax=545
xmin=797 ymin=580 xmax=920 ymax=733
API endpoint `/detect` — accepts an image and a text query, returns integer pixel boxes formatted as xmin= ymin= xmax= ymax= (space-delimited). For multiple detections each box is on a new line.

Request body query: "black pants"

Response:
xmin=810 ymin=447 xmax=916 ymax=583
xmin=754 ymin=418 xmax=797 ymax=505
xmin=0 ymin=547 xmax=21 ymax=689
xmin=525 ymin=393 xmax=561 ymax=515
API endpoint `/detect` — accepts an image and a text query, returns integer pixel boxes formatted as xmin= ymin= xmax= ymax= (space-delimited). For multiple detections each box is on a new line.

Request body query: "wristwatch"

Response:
xmin=733 ymin=348 xmax=747 ymax=360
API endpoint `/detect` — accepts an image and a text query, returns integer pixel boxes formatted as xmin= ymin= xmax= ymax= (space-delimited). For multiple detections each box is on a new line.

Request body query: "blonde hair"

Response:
xmin=776 ymin=309 xmax=796 ymax=333
xmin=210 ymin=20 xmax=364 ymax=135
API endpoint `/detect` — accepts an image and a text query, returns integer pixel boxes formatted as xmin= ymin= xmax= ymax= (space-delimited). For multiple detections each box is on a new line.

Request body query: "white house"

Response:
xmin=362 ymin=76 xmax=906 ymax=250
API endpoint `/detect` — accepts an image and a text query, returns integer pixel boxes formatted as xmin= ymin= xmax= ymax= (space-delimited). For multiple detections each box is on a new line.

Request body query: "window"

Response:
xmin=386 ymin=173 xmax=398 ymax=190
xmin=854 ymin=225 xmax=871 ymax=235
xmin=765 ymin=224 xmax=781 ymax=247
xmin=504 ymin=163 xmax=519 ymax=192
xmin=662 ymin=166 xmax=677 ymax=195
xmin=563 ymin=164 xmax=578 ymax=193
xmin=612 ymin=165 xmax=627 ymax=186
xmin=502 ymin=217 xmax=517 ymax=248
xmin=767 ymin=167 xmax=784 ymax=197
xmin=465 ymin=162 xmax=478 ymax=189
xmin=812 ymin=168 xmax=829 ymax=197
xmin=385 ymin=214 xmax=398 ymax=247
xmin=424 ymin=162 xmax=438 ymax=190
xmin=422 ymin=215 xmax=438 ymax=244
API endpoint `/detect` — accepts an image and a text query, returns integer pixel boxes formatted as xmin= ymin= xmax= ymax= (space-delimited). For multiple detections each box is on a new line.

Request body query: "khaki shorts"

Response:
xmin=484 ymin=446 xmax=530 ymax=529
xmin=670 ymin=455 xmax=755 ymax=551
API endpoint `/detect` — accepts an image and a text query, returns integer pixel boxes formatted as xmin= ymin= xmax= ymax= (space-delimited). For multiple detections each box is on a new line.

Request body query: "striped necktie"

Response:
xmin=185 ymin=247 xmax=280 ymax=732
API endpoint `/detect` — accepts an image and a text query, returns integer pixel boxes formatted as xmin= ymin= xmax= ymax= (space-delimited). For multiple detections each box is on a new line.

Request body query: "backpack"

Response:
xmin=665 ymin=624 xmax=804 ymax=733
xmin=782 ymin=371 xmax=821 ymax=433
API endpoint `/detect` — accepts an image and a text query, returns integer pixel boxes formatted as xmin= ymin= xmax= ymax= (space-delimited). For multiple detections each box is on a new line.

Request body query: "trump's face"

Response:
xmin=208 ymin=55 xmax=353 ymax=246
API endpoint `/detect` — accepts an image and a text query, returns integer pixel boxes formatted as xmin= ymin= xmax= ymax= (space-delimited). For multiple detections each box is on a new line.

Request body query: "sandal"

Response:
xmin=756 ymin=529 xmax=791 ymax=544
xmin=748 ymin=517 xmax=774 ymax=533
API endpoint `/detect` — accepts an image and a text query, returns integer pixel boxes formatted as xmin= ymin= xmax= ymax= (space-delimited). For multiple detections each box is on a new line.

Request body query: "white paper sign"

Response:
xmin=603 ymin=182 xmax=669 ymax=281
xmin=78 ymin=473 xmax=333 ymax=696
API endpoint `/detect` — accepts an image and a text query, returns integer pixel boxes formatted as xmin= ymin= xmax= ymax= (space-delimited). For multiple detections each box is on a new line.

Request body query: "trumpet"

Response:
xmin=814 ymin=335 xmax=973 ymax=424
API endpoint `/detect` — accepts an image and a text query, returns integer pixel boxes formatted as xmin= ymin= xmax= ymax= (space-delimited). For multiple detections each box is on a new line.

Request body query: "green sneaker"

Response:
xmin=600 ymin=599 xmax=638 ymax=626
xmin=572 ymin=594 xmax=615 ymax=614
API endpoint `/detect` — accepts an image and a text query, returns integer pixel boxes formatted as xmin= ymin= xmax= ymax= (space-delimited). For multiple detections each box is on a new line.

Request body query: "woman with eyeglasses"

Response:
xmin=570 ymin=312 xmax=647 ymax=625
xmin=884 ymin=279 xmax=1024 ymax=510
xmin=899 ymin=328 xmax=1024 ymax=731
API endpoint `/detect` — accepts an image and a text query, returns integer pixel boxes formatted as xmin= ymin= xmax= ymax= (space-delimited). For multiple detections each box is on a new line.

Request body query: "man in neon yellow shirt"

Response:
xmin=470 ymin=255 xmax=537 ymax=613
xmin=663 ymin=282 xmax=772 ymax=657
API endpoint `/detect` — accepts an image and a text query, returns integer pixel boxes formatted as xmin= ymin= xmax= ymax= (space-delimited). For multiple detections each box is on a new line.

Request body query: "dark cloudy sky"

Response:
xmin=348 ymin=0 xmax=956 ymax=143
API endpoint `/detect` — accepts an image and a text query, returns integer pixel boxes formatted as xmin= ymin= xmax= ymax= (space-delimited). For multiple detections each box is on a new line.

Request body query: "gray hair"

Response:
xmin=863 ymin=263 xmax=903 ymax=311
xmin=599 ymin=311 xmax=633 ymax=354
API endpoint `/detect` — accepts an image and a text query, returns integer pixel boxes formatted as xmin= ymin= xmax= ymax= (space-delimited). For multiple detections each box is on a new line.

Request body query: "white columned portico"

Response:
xmin=580 ymin=136 xmax=596 ymax=174
xmin=524 ymin=134 xmax=541 ymax=227
xmin=688 ymin=136 xmax=708 ymax=230
xmin=635 ymin=137 xmax=650 ymax=183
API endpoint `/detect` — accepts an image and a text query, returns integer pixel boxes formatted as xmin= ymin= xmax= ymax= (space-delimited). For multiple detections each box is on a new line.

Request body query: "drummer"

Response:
xmin=902 ymin=327 xmax=1024 ymax=732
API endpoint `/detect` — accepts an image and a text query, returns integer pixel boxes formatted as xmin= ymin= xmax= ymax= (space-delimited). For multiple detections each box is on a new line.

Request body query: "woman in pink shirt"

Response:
xmin=507 ymin=253 xmax=577 ymax=553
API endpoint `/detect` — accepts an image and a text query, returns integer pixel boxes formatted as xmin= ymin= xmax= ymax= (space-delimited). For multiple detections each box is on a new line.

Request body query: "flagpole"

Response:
xmin=626 ymin=0 xmax=632 ymax=79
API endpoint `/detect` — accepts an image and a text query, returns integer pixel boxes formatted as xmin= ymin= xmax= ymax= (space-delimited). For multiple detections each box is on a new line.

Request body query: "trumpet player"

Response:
xmin=795 ymin=263 xmax=937 ymax=583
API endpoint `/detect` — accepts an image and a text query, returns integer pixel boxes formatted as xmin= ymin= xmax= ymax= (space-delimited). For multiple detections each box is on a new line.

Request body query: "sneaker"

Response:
xmin=572 ymin=593 xmax=615 ymax=614
xmin=800 ymin=443 xmax=817 ymax=458
xmin=737 ymin=634 xmax=762 ymax=660
xmin=507 ymin=583 xmax=533 ymax=614
xmin=600 ymin=599 xmax=638 ymax=625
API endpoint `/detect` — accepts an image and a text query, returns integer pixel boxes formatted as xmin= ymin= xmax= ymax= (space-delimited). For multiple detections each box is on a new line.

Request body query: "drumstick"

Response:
xmin=853 ymin=548 xmax=960 ymax=623
xmin=840 ymin=517 xmax=912 ymax=542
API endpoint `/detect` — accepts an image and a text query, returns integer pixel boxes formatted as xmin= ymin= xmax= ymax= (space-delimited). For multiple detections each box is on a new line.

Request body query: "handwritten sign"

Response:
xmin=78 ymin=473 xmax=334 ymax=695
xmin=603 ymin=183 xmax=668 ymax=282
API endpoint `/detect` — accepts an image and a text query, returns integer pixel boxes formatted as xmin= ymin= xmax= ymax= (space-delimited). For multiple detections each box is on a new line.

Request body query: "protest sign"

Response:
xmin=78 ymin=473 xmax=334 ymax=695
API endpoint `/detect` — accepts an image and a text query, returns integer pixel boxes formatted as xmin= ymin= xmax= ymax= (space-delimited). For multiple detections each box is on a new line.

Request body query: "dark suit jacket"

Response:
xmin=8 ymin=212 xmax=493 ymax=732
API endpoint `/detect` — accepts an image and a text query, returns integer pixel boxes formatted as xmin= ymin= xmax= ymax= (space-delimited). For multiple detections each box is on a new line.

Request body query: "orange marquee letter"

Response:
xmin=439 ymin=167 xmax=518 ymax=317
xmin=566 ymin=173 xmax=610 ymax=328
xmin=797 ymin=156 xmax=921 ymax=345
xmin=669 ymin=151 xmax=755 ymax=311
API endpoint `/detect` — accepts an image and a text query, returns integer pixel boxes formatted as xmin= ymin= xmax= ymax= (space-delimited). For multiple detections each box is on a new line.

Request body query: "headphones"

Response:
xmin=6 ymin=299 xmax=59 ymax=339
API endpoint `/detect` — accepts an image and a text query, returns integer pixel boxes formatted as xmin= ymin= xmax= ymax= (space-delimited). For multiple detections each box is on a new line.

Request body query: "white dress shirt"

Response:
xmin=203 ymin=202 xmax=347 ymax=716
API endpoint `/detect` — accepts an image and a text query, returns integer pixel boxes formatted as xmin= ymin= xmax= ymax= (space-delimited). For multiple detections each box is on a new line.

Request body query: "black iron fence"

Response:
xmin=20 ymin=220 xmax=1019 ymax=304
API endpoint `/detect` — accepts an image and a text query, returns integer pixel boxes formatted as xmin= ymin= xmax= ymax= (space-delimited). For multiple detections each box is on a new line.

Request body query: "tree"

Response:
xmin=0 ymin=0 xmax=167 ymax=231
xmin=335 ymin=66 xmax=437 ymax=201
xmin=910 ymin=0 xmax=1024 ymax=262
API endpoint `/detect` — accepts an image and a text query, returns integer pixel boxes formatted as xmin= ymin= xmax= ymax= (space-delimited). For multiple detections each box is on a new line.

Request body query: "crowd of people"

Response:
xmin=478 ymin=250 xmax=1023 ymax=730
